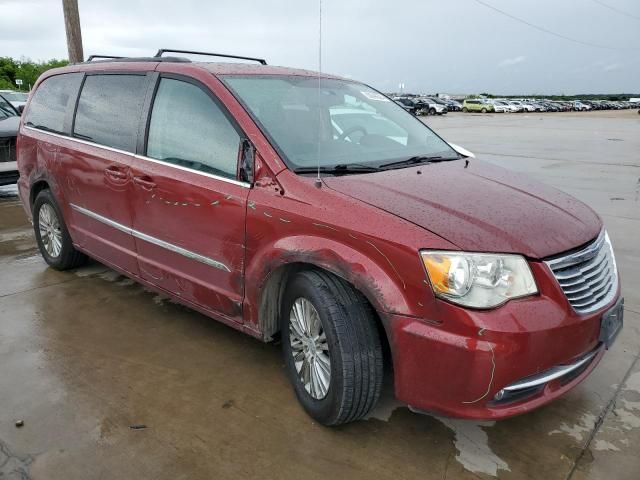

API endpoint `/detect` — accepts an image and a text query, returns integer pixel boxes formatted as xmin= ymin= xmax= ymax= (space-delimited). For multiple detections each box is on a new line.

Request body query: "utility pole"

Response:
xmin=62 ymin=0 xmax=84 ymax=63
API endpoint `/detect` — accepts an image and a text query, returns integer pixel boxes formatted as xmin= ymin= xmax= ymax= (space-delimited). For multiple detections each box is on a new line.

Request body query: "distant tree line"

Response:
xmin=0 ymin=57 xmax=69 ymax=91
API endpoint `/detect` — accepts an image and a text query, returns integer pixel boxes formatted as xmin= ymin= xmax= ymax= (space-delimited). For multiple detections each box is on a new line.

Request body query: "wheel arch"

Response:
xmin=29 ymin=179 xmax=51 ymax=209
xmin=255 ymin=260 xmax=393 ymax=368
xmin=246 ymin=236 xmax=411 ymax=345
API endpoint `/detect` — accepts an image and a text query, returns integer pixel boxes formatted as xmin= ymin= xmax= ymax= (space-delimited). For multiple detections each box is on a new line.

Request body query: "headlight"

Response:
xmin=420 ymin=251 xmax=538 ymax=308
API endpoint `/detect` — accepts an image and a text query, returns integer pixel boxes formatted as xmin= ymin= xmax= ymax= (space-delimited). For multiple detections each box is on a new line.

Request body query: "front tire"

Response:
xmin=481 ymin=107 xmax=487 ymax=113
xmin=281 ymin=270 xmax=383 ymax=426
xmin=33 ymin=190 xmax=87 ymax=270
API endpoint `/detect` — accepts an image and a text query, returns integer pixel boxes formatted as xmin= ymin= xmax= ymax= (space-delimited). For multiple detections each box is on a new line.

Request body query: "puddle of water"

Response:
xmin=437 ymin=418 xmax=510 ymax=477
xmin=73 ymin=264 xmax=109 ymax=277
xmin=0 ymin=229 xmax=32 ymax=242
xmin=593 ymin=439 xmax=620 ymax=451
xmin=549 ymin=412 xmax=597 ymax=442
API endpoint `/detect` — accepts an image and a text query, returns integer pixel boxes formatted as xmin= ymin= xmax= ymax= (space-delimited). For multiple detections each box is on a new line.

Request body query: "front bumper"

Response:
xmin=387 ymin=261 xmax=620 ymax=419
xmin=0 ymin=160 xmax=18 ymax=186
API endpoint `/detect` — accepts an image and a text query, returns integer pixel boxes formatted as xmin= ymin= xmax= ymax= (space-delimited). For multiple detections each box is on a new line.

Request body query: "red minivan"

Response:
xmin=16 ymin=50 xmax=623 ymax=425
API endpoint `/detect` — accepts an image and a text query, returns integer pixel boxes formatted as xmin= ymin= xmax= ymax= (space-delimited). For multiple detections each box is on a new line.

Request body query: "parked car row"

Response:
xmin=392 ymin=94 xmax=638 ymax=115
xmin=392 ymin=96 xmax=463 ymax=116
xmin=462 ymin=97 xmax=640 ymax=113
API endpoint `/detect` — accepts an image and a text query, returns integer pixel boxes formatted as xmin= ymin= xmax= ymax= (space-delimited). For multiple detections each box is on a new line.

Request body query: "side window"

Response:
xmin=146 ymin=78 xmax=241 ymax=178
xmin=73 ymin=74 xmax=147 ymax=153
xmin=24 ymin=73 xmax=83 ymax=134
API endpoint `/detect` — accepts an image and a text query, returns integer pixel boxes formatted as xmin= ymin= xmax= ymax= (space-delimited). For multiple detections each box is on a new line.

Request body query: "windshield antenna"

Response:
xmin=315 ymin=0 xmax=323 ymax=188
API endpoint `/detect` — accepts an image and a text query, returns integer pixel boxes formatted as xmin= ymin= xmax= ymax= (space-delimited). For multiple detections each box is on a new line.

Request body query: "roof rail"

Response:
xmin=154 ymin=49 xmax=267 ymax=65
xmin=86 ymin=55 xmax=124 ymax=61
xmin=82 ymin=56 xmax=191 ymax=64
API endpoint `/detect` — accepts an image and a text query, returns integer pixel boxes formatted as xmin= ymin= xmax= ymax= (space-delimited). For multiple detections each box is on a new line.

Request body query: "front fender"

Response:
xmin=244 ymin=234 xmax=427 ymax=334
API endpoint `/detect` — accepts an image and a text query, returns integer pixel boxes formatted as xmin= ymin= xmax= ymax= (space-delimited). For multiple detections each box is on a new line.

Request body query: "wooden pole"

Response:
xmin=62 ymin=0 xmax=84 ymax=63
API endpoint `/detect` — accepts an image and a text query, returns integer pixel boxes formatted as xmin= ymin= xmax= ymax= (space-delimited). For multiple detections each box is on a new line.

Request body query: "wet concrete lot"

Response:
xmin=1 ymin=110 xmax=639 ymax=479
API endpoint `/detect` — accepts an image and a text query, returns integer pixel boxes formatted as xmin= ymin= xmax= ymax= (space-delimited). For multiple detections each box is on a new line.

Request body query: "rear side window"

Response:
xmin=73 ymin=74 xmax=147 ymax=153
xmin=24 ymin=73 xmax=83 ymax=134
xmin=146 ymin=78 xmax=240 ymax=178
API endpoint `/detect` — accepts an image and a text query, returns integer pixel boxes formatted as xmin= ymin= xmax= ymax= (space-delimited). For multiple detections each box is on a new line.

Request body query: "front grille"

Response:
xmin=0 ymin=136 xmax=16 ymax=163
xmin=546 ymin=231 xmax=618 ymax=314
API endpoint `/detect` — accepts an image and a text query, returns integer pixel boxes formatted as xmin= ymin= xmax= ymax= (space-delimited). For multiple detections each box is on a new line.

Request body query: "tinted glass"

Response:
xmin=147 ymin=78 xmax=240 ymax=178
xmin=24 ymin=73 xmax=83 ymax=134
xmin=223 ymin=76 xmax=456 ymax=170
xmin=74 ymin=74 xmax=147 ymax=152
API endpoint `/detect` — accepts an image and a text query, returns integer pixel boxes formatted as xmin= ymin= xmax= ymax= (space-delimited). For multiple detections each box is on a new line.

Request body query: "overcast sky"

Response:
xmin=1 ymin=0 xmax=638 ymax=94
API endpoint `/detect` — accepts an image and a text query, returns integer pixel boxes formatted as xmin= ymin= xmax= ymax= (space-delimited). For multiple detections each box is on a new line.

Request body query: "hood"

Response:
xmin=0 ymin=116 xmax=19 ymax=138
xmin=323 ymin=159 xmax=601 ymax=259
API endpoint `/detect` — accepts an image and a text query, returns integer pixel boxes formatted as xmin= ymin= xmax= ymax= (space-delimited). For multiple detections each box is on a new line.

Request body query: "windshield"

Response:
xmin=222 ymin=75 xmax=457 ymax=171
xmin=2 ymin=92 xmax=28 ymax=102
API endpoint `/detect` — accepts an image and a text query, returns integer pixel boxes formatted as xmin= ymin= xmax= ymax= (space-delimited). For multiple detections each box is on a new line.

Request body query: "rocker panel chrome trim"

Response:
xmin=70 ymin=203 xmax=231 ymax=272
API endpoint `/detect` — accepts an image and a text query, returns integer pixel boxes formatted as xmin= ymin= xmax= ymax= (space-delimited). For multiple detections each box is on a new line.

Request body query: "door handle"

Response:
xmin=105 ymin=166 xmax=128 ymax=180
xmin=133 ymin=175 xmax=156 ymax=190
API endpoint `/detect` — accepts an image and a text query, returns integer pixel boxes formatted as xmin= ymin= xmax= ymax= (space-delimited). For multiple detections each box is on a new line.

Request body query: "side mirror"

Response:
xmin=239 ymin=139 xmax=254 ymax=184
xmin=448 ymin=142 xmax=475 ymax=158
xmin=18 ymin=105 xmax=25 ymax=115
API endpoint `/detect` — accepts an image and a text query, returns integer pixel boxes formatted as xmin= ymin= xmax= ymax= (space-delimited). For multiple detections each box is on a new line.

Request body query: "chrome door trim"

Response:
xmin=23 ymin=125 xmax=134 ymax=157
xmin=22 ymin=126 xmax=251 ymax=189
xmin=70 ymin=203 xmax=231 ymax=272
xmin=132 ymin=153 xmax=250 ymax=188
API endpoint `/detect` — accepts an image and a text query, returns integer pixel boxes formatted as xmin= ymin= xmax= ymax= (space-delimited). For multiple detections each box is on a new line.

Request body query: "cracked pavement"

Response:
xmin=0 ymin=109 xmax=639 ymax=479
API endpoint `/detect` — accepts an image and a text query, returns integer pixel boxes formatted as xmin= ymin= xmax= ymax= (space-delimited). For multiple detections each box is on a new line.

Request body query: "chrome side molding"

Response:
xmin=70 ymin=203 xmax=231 ymax=272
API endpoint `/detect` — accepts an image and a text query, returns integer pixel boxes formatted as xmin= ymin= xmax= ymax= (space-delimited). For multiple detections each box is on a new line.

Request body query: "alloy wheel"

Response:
xmin=38 ymin=203 xmax=63 ymax=258
xmin=289 ymin=297 xmax=331 ymax=400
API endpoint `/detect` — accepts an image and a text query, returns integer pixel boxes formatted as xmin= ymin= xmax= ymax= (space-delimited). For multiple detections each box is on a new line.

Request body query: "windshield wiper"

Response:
xmin=293 ymin=164 xmax=381 ymax=175
xmin=378 ymin=155 xmax=457 ymax=170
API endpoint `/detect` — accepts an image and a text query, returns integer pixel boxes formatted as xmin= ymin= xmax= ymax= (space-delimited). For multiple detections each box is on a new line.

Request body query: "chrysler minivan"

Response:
xmin=17 ymin=50 xmax=623 ymax=425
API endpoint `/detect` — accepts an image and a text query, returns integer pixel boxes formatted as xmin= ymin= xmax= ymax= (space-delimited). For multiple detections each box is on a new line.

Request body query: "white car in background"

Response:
xmin=418 ymin=97 xmax=447 ymax=115
xmin=509 ymin=100 xmax=535 ymax=112
xmin=0 ymin=90 xmax=28 ymax=113
xmin=488 ymin=100 xmax=511 ymax=113
xmin=573 ymin=101 xmax=591 ymax=111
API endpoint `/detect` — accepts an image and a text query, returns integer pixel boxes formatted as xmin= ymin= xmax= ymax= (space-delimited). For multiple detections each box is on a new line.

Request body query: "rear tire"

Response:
xmin=281 ymin=270 xmax=384 ymax=426
xmin=429 ymin=108 xmax=436 ymax=116
xmin=33 ymin=190 xmax=87 ymax=270
xmin=481 ymin=108 xmax=487 ymax=113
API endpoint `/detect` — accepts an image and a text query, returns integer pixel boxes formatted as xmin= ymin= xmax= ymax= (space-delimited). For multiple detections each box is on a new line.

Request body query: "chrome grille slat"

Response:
xmin=567 ymin=278 xmax=610 ymax=302
xmin=572 ymin=284 xmax=613 ymax=308
xmin=555 ymin=250 xmax=608 ymax=282
xmin=563 ymin=265 xmax=611 ymax=294
xmin=564 ymin=266 xmax=611 ymax=296
xmin=545 ymin=230 xmax=618 ymax=314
